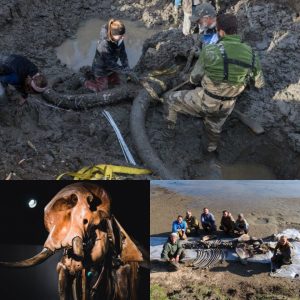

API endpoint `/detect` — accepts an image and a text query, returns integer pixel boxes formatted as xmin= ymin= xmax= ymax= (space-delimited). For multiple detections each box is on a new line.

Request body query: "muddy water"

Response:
xmin=220 ymin=163 xmax=276 ymax=180
xmin=56 ymin=18 xmax=159 ymax=71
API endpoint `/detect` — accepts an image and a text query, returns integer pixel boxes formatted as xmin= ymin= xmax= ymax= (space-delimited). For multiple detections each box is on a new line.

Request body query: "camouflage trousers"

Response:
xmin=165 ymin=87 xmax=236 ymax=146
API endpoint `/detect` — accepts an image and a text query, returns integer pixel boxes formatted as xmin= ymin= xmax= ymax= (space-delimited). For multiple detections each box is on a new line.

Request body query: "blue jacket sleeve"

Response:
xmin=172 ymin=221 xmax=177 ymax=233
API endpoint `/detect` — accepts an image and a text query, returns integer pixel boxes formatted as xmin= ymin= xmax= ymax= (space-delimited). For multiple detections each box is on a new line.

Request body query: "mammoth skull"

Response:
xmin=0 ymin=183 xmax=142 ymax=267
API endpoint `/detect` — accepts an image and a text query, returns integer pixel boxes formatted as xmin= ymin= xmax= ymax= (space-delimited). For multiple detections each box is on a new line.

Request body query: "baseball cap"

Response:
xmin=191 ymin=3 xmax=216 ymax=22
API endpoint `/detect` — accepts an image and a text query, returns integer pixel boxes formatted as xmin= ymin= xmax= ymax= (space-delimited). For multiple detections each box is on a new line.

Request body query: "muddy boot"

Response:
xmin=108 ymin=73 xmax=120 ymax=87
xmin=84 ymin=79 xmax=99 ymax=92
xmin=95 ymin=76 xmax=108 ymax=92
xmin=168 ymin=261 xmax=180 ymax=271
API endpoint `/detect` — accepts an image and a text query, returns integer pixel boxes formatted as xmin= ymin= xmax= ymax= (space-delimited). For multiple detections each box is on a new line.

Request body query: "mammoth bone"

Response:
xmin=0 ymin=183 xmax=144 ymax=300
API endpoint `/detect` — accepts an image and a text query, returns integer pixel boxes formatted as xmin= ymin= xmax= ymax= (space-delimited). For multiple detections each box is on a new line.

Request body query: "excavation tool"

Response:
xmin=102 ymin=110 xmax=137 ymax=165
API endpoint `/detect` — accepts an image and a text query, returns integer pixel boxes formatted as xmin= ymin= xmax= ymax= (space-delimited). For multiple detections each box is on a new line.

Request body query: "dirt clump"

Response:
xmin=0 ymin=0 xmax=300 ymax=179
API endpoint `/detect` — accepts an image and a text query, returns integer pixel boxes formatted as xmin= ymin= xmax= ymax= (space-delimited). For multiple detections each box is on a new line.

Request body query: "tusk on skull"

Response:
xmin=0 ymin=247 xmax=54 ymax=268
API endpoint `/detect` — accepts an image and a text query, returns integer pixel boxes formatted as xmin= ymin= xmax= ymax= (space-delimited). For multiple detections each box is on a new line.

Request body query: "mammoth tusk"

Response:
xmin=0 ymin=248 xmax=54 ymax=268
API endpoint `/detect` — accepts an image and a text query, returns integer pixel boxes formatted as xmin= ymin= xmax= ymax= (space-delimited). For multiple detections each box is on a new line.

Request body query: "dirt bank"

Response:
xmin=0 ymin=0 xmax=300 ymax=179
xmin=150 ymin=184 xmax=300 ymax=299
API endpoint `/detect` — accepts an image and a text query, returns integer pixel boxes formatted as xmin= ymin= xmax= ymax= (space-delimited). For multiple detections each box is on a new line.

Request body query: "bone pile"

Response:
xmin=189 ymin=249 xmax=225 ymax=270
xmin=183 ymin=239 xmax=236 ymax=250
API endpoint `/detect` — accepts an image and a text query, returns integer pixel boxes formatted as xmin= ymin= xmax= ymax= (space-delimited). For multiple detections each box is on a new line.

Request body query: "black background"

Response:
xmin=0 ymin=180 xmax=149 ymax=247
xmin=0 ymin=180 xmax=149 ymax=300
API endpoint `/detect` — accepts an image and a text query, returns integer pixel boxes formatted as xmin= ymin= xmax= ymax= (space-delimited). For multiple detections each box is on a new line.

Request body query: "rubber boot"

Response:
xmin=84 ymin=79 xmax=99 ymax=92
xmin=95 ymin=76 xmax=108 ymax=92
xmin=108 ymin=73 xmax=120 ymax=86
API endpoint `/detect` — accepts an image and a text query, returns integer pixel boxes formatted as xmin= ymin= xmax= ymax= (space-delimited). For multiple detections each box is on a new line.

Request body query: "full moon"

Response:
xmin=28 ymin=199 xmax=37 ymax=208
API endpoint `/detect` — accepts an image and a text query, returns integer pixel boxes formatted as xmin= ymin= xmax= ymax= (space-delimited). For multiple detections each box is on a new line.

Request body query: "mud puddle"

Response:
xmin=220 ymin=163 xmax=276 ymax=179
xmin=56 ymin=18 xmax=160 ymax=71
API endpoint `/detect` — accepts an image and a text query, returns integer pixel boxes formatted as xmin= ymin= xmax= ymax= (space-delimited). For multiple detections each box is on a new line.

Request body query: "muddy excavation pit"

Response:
xmin=0 ymin=0 xmax=299 ymax=179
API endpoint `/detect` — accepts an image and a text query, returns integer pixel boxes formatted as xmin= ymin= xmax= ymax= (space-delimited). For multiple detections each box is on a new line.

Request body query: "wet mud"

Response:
xmin=0 ymin=0 xmax=300 ymax=179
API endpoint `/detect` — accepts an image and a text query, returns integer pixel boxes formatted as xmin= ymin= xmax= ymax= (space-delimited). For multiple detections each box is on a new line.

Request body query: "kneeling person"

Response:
xmin=201 ymin=207 xmax=216 ymax=233
xmin=271 ymin=235 xmax=293 ymax=270
xmin=161 ymin=232 xmax=185 ymax=270
xmin=172 ymin=215 xmax=187 ymax=240
xmin=219 ymin=210 xmax=235 ymax=235
xmin=185 ymin=210 xmax=199 ymax=236
xmin=234 ymin=213 xmax=249 ymax=235
xmin=0 ymin=54 xmax=48 ymax=106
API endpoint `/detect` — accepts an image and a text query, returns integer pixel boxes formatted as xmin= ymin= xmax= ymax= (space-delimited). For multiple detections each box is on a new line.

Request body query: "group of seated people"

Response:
xmin=171 ymin=208 xmax=249 ymax=240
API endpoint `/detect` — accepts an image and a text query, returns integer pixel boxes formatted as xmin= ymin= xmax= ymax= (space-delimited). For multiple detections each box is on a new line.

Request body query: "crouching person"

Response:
xmin=0 ymin=54 xmax=48 ymax=106
xmin=161 ymin=232 xmax=185 ymax=271
xmin=201 ymin=207 xmax=217 ymax=233
xmin=219 ymin=210 xmax=235 ymax=236
xmin=172 ymin=215 xmax=187 ymax=240
xmin=84 ymin=19 xmax=139 ymax=93
xmin=234 ymin=213 xmax=249 ymax=235
xmin=185 ymin=210 xmax=200 ymax=236
xmin=271 ymin=235 xmax=293 ymax=271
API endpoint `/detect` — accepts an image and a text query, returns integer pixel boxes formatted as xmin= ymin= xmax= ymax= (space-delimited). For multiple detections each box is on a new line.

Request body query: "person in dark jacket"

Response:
xmin=0 ymin=54 xmax=48 ymax=105
xmin=200 ymin=207 xmax=217 ymax=233
xmin=219 ymin=210 xmax=235 ymax=235
xmin=85 ymin=19 xmax=138 ymax=93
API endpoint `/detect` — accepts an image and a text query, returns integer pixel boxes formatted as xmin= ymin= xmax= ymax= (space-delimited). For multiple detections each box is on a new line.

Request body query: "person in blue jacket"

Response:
xmin=84 ymin=19 xmax=138 ymax=93
xmin=201 ymin=207 xmax=217 ymax=233
xmin=172 ymin=215 xmax=187 ymax=240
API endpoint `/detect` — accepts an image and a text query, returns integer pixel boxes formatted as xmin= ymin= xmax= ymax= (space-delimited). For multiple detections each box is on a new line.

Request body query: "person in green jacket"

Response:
xmin=161 ymin=232 xmax=185 ymax=270
xmin=164 ymin=13 xmax=264 ymax=152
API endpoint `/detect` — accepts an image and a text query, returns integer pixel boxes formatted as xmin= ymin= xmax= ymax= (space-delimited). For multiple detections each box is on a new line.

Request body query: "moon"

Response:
xmin=28 ymin=199 xmax=37 ymax=208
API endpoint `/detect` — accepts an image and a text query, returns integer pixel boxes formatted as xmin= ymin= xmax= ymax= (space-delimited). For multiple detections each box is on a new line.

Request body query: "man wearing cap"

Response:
xmin=191 ymin=2 xmax=218 ymax=47
xmin=164 ymin=14 xmax=264 ymax=152
xmin=234 ymin=213 xmax=249 ymax=235
xmin=0 ymin=54 xmax=48 ymax=106
xmin=161 ymin=232 xmax=185 ymax=270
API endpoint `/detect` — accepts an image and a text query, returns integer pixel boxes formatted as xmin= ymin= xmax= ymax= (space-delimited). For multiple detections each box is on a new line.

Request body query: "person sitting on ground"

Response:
xmin=172 ymin=215 xmax=187 ymax=240
xmin=234 ymin=213 xmax=249 ymax=235
xmin=0 ymin=54 xmax=48 ymax=106
xmin=200 ymin=207 xmax=216 ymax=233
xmin=163 ymin=14 xmax=264 ymax=152
xmin=271 ymin=235 xmax=293 ymax=271
xmin=161 ymin=232 xmax=185 ymax=270
xmin=84 ymin=19 xmax=139 ymax=93
xmin=185 ymin=210 xmax=200 ymax=236
xmin=219 ymin=210 xmax=235 ymax=235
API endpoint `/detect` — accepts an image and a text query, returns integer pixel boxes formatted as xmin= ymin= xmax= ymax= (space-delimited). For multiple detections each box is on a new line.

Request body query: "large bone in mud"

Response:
xmin=130 ymin=75 xmax=182 ymax=179
xmin=42 ymin=83 xmax=138 ymax=110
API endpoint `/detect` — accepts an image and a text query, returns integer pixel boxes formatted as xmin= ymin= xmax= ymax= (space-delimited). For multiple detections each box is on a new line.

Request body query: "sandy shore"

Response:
xmin=150 ymin=182 xmax=300 ymax=300
xmin=150 ymin=184 xmax=300 ymax=238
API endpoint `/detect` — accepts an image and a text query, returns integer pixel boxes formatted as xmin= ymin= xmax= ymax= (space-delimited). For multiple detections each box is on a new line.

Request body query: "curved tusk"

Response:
xmin=0 ymin=248 xmax=54 ymax=268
